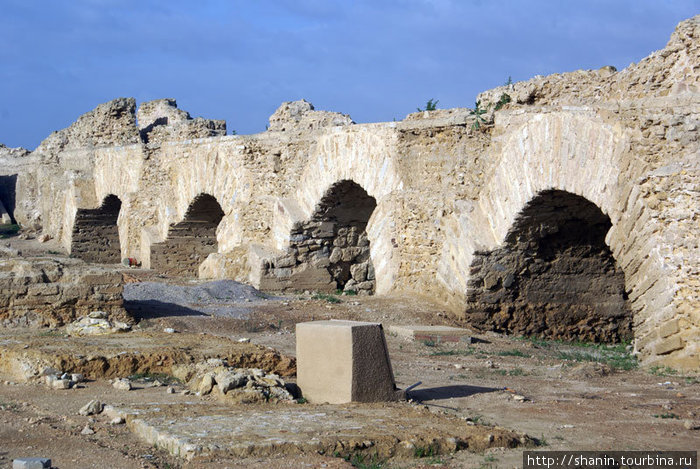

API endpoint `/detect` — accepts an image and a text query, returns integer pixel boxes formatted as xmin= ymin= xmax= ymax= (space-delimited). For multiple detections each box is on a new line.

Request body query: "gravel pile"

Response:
xmin=123 ymin=279 xmax=281 ymax=319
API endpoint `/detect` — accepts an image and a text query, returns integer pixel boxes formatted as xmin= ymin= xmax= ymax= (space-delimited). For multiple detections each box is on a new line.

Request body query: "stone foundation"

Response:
xmin=0 ymin=257 xmax=129 ymax=328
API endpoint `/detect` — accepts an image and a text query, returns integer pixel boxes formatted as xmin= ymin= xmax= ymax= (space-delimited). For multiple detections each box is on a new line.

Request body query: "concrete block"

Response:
xmin=296 ymin=320 xmax=402 ymax=404
xmin=13 ymin=458 xmax=52 ymax=469
xmin=389 ymin=325 xmax=473 ymax=343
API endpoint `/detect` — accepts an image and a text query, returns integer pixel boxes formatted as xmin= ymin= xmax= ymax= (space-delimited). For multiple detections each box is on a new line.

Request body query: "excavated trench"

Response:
xmin=465 ymin=190 xmax=632 ymax=342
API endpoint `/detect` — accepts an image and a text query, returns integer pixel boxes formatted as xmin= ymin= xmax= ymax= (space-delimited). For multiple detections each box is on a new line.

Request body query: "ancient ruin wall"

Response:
xmin=1 ymin=16 xmax=698 ymax=370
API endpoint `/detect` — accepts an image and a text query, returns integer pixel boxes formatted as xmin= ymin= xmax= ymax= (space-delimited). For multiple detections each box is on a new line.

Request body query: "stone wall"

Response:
xmin=465 ymin=190 xmax=631 ymax=342
xmin=3 ymin=16 xmax=698 ymax=369
xmin=260 ymin=180 xmax=377 ymax=293
xmin=0 ymin=257 xmax=128 ymax=328
xmin=70 ymin=194 xmax=122 ymax=263
xmin=149 ymin=193 xmax=224 ymax=277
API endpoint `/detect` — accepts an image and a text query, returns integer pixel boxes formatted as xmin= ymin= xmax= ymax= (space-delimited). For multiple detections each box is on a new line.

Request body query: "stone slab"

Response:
xmin=388 ymin=325 xmax=473 ymax=343
xmin=105 ymin=401 xmax=530 ymax=461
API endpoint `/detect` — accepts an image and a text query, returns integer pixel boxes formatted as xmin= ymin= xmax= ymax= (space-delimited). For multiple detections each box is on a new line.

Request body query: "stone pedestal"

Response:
xmin=296 ymin=320 xmax=402 ymax=404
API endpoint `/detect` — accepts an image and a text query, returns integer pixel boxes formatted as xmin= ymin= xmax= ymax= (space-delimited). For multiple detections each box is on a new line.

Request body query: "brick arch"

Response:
xmin=149 ymin=192 xmax=225 ymax=277
xmin=438 ymin=113 xmax=673 ymax=354
xmin=70 ymin=194 xmax=122 ymax=263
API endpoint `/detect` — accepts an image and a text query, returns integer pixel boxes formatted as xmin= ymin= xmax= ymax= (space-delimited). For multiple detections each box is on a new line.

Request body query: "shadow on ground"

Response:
xmin=408 ymin=384 xmax=499 ymax=401
xmin=124 ymin=299 xmax=208 ymax=319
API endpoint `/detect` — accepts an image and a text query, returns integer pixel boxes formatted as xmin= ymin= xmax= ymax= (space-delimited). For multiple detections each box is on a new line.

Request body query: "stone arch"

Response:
xmin=465 ymin=189 xmax=631 ymax=342
xmin=150 ymin=192 xmax=225 ymax=277
xmin=270 ymin=129 xmax=404 ymax=294
xmin=438 ymin=112 xmax=676 ymax=353
xmin=70 ymin=194 xmax=122 ymax=263
xmin=262 ymin=179 xmax=378 ymax=293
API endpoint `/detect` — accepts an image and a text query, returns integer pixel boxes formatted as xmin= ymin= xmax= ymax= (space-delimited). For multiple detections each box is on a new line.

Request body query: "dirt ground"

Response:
xmin=1 ymin=237 xmax=698 ymax=468
xmin=1 ymin=291 xmax=698 ymax=468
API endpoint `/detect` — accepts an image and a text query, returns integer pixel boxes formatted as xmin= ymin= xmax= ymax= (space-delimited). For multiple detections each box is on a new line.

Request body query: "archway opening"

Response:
xmin=71 ymin=194 xmax=122 ymax=263
xmin=151 ymin=193 xmax=224 ymax=277
xmin=264 ymin=180 xmax=378 ymax=293
xmin=465 ymin=190 xmax=631 ymax=342
xmin=0 ymin=174 xmax=18 ymax=225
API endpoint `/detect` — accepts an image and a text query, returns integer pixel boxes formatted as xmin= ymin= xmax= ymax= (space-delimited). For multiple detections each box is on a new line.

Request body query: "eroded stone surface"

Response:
xmin=110 ymin=401 xmax=531 ymax=460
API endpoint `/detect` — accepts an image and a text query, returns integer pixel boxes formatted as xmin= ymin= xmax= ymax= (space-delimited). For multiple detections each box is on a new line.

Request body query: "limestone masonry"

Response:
xmin=1 ymin=17 xmax=698 ymax=370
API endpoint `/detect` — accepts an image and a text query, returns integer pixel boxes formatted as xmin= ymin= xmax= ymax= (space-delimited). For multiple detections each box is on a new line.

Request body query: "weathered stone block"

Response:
xmin=296 ymin=320 xmax=402 ymax=404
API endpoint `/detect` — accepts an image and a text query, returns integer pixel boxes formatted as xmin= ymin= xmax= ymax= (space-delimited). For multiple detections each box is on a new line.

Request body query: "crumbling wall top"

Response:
xmin=33 ymin=97 xmax=140 ymax=159
xmin=267 ymin=99 xmax=354 ymax=133
xmin=137 ymin=98 xmax=226 ymax=144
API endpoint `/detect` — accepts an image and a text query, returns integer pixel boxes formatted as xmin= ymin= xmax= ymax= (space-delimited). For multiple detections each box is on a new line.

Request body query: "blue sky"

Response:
xmin=0 ymin=0 xmax=697 ymax=149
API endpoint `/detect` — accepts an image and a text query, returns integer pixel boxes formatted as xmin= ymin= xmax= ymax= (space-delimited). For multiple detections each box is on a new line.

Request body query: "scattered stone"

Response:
xmin=81 ymin=425 xmax=95 ymax=435
xmin=47 ymin=376 xmax=71 ymax=390
xmin=12 ymin=458 xmax=51 ymax=469
xmin=71 ymin=373 xmax=84 ymax=383
xmin=237 ymin=337 xmax=251 ymax=343
xmin=66 ymin=314 xmax=131 ymax=336
xmin=110 ymin=416 xmax=125 ymax=425
xmin=164 ymin=327 xmax=176 ymax=334
xmin=166 ymin=386 xmax=175 ymax=394
xmin=683 ymin=420 xmax=699 ymax=430
xmin=568 ymin=362 xmax=612 ymax=379
xmin=188 ymin=365 xmax=294 ymax=404
xmin=199 ymin=374 xmax=215 ymax=395
xmin=112 ymin=378 xmax=132 ymax=391
xmin=37 ymin=234 xmax=52 ymax=243
xmin=78 ymin=400 xmax=103 ymax=416
xmin=513 ymin=395 xmax=528 ymax=402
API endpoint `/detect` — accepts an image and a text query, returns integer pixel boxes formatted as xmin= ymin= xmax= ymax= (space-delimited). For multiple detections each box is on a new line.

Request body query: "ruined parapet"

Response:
xmin=477 ymin=15 xmax=699 ymax=108
xmin=267 ymin=99 xmax=354 ymax=132
xmin=34 ymin=98 xmax=140 ymax=160
xmin=0 ymin=257 xmax=129 ymax=328
xmin=137 ymin=98 xmax=226 ymax=143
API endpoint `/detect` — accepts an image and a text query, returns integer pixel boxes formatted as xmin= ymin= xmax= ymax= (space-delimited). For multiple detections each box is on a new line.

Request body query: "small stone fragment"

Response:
xmin=237 ymin=337 xmax=250 ymax=343
xmin=71 ymin=373 xmax=84 ymax=383
xmin=166 ymin=386 xmax=175 ymax=394
xmin=12 ymin=458 xmax=52 ymax=469
xmin=112 ymin=378 xmax=132 ymax=391
xmin=78 ymin=400 xmax=103 ymax=416
xmin=81 ymin=425 xmax=95 ymax=435
xmin=50 ymin=378 xmax=71 ymax=390
xmin=198 ymin=374 xmax=215 ymax=395
xmin=684 ymin=420 xmax=699 ymax=430
xmin=110 ymin=416 xmax=125 ymax=425
xmin=164 ymin=327 xmax=176 ymax=334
